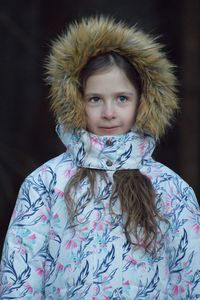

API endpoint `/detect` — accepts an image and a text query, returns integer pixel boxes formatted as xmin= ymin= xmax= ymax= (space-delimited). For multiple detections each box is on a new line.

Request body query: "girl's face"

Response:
xmin=83 ymin=66 xmax=139 ymax=136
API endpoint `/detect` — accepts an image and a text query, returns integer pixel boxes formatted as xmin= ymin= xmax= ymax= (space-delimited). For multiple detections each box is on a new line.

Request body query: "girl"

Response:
xmin=1 ymin=16 xmax=200 ymax=299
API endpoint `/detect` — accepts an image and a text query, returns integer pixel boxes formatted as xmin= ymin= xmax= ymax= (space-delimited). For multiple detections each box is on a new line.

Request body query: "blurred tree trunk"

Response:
xmin=179 ymin=0 xmax=200 ymax=199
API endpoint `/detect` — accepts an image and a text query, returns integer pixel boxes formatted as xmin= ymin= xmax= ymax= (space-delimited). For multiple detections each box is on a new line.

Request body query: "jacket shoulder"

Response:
xmin=142 ymin=159 xmax=198 ymax=205
xmin=18 ymin=152 xmax=72 ymax=200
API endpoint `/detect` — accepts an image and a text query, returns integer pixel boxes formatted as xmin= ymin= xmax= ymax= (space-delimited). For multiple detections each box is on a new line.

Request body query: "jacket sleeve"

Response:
xmin=0 ymin=166 xmax=56 ymax=299
xmin=166 ymin=184 xmax=200 ymax=299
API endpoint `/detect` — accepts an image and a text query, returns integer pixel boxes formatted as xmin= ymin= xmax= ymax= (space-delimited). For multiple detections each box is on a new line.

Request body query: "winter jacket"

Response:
xmin=1 ymin=127 xmax=200 ymax=299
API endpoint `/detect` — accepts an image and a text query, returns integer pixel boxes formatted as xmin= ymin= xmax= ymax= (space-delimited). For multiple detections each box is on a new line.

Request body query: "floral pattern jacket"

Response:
xmin=1 ymin=128 xmax=200 ymax=300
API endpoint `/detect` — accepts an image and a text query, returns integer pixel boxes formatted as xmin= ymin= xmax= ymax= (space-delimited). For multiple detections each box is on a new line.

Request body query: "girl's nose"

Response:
xmin=102 ymin=102 xmax=116 ymax=119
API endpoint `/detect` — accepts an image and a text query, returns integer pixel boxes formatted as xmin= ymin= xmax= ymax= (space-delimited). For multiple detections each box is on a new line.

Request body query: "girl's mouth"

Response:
xmin=99 ymin=126 xmax=119 ymax=132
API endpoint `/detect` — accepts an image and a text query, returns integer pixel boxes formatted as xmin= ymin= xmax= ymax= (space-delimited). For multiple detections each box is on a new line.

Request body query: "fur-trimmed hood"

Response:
xmin=46 ymin=16 xmax=178 ymax=138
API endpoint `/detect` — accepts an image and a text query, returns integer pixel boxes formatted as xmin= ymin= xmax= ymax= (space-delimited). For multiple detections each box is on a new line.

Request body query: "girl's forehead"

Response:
xmin=84 ymin=66 xmax=138 ymax=95
xmin=84 ymin=65 xmax=118 ymax=80
xmin=85 ymin=66 xmax=129 ymax=82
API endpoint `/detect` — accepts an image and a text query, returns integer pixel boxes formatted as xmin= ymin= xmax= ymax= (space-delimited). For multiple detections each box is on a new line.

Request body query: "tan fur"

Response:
xmin=46 ymin=16 xmax=178 ymax=138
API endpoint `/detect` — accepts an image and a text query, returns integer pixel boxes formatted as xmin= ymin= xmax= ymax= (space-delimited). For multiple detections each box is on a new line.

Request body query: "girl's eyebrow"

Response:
xmin=116 ymin=91 xmax=136 ymax=96
xmin=84 ymin=93 xmax=102 ymax=97
xmin=84 ymin=91 xmax=136 ymax=96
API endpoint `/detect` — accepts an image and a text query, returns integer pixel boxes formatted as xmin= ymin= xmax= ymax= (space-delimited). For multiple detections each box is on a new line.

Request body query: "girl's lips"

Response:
xmin=100 ymin=126 xmax=119 ymax=129
xmin=99 ymin=126 xmax=119 ymax=133
xmin=100 ymin=126 xmax=118 ymax=130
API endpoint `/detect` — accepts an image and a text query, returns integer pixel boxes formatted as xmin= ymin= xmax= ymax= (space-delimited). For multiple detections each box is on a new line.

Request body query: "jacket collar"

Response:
xmin=56 ymin=125 xmax=155 ymax=171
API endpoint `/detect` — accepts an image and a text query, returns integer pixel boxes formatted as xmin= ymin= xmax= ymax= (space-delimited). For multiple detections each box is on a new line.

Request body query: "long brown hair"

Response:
xmin=65 ymin=52 xmax=164 ymax=254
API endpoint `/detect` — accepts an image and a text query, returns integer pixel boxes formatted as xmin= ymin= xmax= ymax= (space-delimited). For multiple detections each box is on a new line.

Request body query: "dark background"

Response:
xmin=0 ymin=0 xmax=199 ymax=252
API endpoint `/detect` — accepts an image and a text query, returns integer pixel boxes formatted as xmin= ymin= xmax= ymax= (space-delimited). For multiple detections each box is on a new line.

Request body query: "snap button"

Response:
xmin=106 ymin=140 xmax=113 ymax=146
xmin=106 ymin=159 xmax=113 ymax=167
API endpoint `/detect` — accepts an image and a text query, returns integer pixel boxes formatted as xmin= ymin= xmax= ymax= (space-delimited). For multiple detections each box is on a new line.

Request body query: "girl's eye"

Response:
xmin=89 ymin=96 xmax=100 ymax=103
xmin=118 ymin=95 xmax=127 ymax=102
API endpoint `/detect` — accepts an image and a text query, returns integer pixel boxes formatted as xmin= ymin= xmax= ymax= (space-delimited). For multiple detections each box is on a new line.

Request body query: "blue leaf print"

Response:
xmin=75 ymin=189 xmax=91 ymax=215
xmin=0 ymin=246 xmax=31 ymax=298
xmin=102 ymin=140 xmax=117 ymax=154
xmin=82 ymin=230 xmax=93 ymax=249
xmin=62 ymin=151 xmax=73 ymax=163
xmin=122 ymin=240 xmax=131 ymax=260
xmin=106 ymin=268 xmax=118 ymax=282
xmin=190 ymin=270 xmax=200 ymax=295
xmin=98 ymin=225 xmax=119 ymax=247
xmin=11 ymin=200 xmax=43 ymax=227
xmin=34 ymin=239 xmax=54 ymax=261
xmin=27 ymin=167 xmax=56 ymax=196
xmin=107 ymin=236 xmax=119 ymax=243
xmin=67 ymin=261 xmax=90 ymax=298
xmin=45 ymin=252 xmax=61 ymax=288
xmin=135 ymin=266 xmax=159 ymax=298
xmin=76 ymin=260 xmax=89 ymax=287
xmin=10 ymin=172 xmax=55 ymax=227
xmin=123 ymin=263 xmax=131 ymax=272
xmin=186 ymin=251 xmax=194 ymax=268
xmin=184 ymin=187 xmax=200 ymax=210
xmin=1 ymin=247 xmax=16 ymax=278
xmin=111 ymin=287 xmax=122 ymax=299
xmin=97 ymin=182 xmax=112 ymax=202
xmin=76 ymin=144 xmax=86 ymax=165
xmin=13 ymin=265 xmax=31 ymax=290
xmin=116 ymin=145 xmax=132 ymax=168
xmin=94 ymin=244 xmax=115 ymax=278
xmin=75 ymin=230 xmax=93 ymax=262
xmin=169 ymin=229 xmax=188 ymax=273
xmin=1 ymin=288 xmax=29 ymax=299
xmin=154 ymin=173 xmax=173 ymax=187
xmin=94 ymin=268 xmax=118 ymax=284
xmin=78 ymin=283 xmax=92 ymax=298
xmin=154 ymin=291 xmax=161 ymax=300
xmin=142 ymin=137 xmax=155 ymax=158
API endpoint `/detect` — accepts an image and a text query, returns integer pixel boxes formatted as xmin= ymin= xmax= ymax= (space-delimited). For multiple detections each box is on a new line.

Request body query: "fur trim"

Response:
xmin=46 ymin=16 xmax=178 ymax=138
